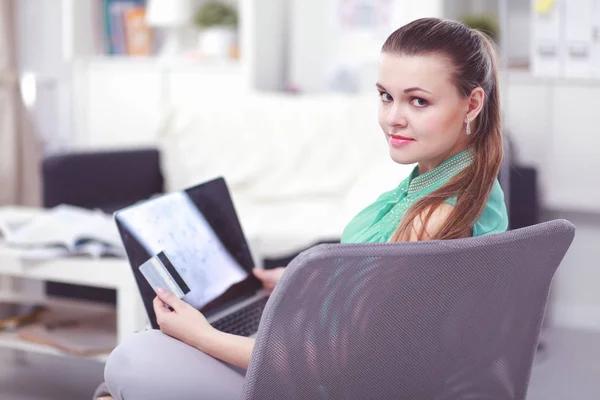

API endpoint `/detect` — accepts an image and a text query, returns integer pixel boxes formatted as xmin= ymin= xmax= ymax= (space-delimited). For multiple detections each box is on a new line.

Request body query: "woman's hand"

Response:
xmin=153 ymin=288 xmax=216 ymax=350
xmin=153 ymin=288 xmax=256 ymax=369
xmin=252 ymin=267 xmax=286 ymax=291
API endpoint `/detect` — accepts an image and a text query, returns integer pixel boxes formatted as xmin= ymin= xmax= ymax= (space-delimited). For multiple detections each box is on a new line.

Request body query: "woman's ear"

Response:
xmin=466 ymin=87 xmax=485 ymax=121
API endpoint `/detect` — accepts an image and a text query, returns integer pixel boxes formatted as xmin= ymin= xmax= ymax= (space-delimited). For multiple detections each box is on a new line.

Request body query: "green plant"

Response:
xmin=460 ymin=14 xmax=499 ymax=42
xmin=194 ymin=1 xmax=238 ymax=29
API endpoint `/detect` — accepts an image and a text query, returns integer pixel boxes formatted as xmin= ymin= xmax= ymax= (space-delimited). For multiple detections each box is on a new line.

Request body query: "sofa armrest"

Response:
xmin=42 ymin=148 xmax=164 ymax=213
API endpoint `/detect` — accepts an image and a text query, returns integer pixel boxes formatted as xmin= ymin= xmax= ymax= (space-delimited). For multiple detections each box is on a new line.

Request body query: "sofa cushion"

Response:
xmin=158 ymin=93 xmax=385 ymax=197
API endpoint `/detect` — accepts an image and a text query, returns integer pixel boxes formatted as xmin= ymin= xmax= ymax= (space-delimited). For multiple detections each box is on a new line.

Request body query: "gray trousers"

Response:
xmin=94 ymin=330 xmax=246 ymax=400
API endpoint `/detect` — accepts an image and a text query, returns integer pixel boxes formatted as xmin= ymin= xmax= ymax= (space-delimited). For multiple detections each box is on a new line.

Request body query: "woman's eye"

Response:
xmin=411 ymin=97 xmax=429 ymax=107
xmin=379 ymin=92 xmax=393 ymax=102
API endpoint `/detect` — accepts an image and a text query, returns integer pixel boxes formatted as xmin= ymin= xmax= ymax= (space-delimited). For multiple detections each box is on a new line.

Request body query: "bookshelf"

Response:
xmin=70 ymin=0 xmax=285 ymax=148
xmin=62 ymin=0 xmax=284 ymax=87
xmin=15 ymin=0 xmax=286 ymax=150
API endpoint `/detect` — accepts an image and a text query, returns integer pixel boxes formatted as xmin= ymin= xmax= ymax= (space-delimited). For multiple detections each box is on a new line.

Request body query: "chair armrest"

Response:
xmin=42 ymin=148 xmax=164 ymax=213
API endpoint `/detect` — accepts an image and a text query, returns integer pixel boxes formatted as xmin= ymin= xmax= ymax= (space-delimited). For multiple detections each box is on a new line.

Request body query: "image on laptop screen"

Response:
xmin=119 ymin=190 xmax=248 ymax=310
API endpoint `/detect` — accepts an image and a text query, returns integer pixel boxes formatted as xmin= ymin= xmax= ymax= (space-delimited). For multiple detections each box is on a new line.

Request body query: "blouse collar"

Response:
xmin=408 ymin=149 xmax=474 ymax=195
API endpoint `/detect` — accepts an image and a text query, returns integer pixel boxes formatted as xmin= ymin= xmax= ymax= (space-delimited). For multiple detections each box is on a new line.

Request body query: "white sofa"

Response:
xmin=157 ymin=93 xmax=414 ymax=259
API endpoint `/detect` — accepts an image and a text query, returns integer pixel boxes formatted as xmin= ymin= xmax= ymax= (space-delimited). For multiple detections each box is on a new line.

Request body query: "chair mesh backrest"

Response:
xmin=242 ymin=220 xmax=575 ymax=400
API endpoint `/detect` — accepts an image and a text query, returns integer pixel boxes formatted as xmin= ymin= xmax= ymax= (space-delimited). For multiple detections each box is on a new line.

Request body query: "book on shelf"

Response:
xmin=124 ymin=7 xmax=152 ymax=56
xmin=101 ymin=0 xmax=149 ymax=56
xmin=0 ymin=204 xmax=125 ymax=259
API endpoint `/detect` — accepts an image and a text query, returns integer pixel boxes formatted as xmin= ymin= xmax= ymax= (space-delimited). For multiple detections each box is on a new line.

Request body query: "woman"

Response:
xmin=95 ymin=17 xmax=508 ymax=400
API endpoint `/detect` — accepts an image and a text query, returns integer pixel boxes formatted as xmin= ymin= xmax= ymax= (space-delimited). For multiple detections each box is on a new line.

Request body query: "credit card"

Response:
xmin=139 ymin=251 xmax=190 ymax=298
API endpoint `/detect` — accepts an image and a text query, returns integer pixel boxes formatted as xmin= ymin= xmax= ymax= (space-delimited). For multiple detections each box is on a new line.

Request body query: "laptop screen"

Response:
xmin=115 ymin=178 xmax=262 ymax=328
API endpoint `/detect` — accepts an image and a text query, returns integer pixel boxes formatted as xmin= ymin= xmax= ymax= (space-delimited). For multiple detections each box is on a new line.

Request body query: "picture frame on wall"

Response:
xmin=336 ymin=0 xmax=394 ymax=35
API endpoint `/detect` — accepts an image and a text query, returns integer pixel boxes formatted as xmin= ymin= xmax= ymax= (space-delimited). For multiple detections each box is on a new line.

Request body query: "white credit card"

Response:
xmin=139 ymin=251 xmax=190 ymax=298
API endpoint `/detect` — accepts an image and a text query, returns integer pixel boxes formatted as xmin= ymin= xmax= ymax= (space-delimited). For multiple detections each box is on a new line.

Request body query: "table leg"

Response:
xmin=116 ymin=285 xmax=147 ymax=343
xmin=0 ymin=277 xmax=31 ymax=366
xmin=0 ymin=275 xmax=14 ymax=292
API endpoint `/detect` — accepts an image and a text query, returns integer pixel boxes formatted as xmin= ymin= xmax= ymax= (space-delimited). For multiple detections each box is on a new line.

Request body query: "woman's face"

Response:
xmin=377 ymin=52 xmax=475 ymax=173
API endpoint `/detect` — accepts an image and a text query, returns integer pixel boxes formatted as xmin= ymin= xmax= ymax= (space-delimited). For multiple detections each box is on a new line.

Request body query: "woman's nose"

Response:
xmin=386 ymin=104 xmax=408 ymax=127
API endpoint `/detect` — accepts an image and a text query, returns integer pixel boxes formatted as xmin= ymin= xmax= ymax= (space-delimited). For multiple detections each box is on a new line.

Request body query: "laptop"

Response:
xmin=114 ymin=177 xmax=269 ymax=338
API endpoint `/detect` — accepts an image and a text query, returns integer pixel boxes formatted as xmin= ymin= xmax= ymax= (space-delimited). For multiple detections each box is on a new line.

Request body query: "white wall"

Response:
xmin=444 ymin=0 xmax=530 ymax=66
xmin=16 ymin=0 xmax=72 ymax=152
xmin=396 ymin=0 xmax=445 ymax=26
xmin=504 ymin=73 xmax=600 ymax=213
xmin=288 ymin=0 xmax=338 ymax=92
xmin=504 ymin=0 xmax=531 ymax=65
xmin=444 ymin=0 xmax=498 ymax=20
xmin=289 ymin=0 xmax=446 ymax=93
xmin=241 ymin=0 xmax=287 ymax=91
xmin=504 ymin=72 xmax=600 ymax=331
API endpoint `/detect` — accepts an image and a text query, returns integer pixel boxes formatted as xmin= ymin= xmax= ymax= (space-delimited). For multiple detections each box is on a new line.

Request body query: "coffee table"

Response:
xmin=0 ymin=206 xmax=146 ymax=362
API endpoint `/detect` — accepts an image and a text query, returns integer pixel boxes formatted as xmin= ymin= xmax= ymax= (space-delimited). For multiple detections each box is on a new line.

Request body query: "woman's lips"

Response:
xmin=389 ymin=134 xmax=415 ymax=148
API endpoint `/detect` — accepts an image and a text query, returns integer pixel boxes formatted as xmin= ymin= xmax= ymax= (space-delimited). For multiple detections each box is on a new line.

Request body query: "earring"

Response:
xmin=465 ymin=116 xmax=471 ymax=136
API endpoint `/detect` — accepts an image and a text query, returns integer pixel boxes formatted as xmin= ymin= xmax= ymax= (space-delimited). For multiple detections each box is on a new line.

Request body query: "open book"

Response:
xmin=0 ymin=205 xmax=125 ymax=259
xmin=0 ymin=207 xmax=39 ymax=241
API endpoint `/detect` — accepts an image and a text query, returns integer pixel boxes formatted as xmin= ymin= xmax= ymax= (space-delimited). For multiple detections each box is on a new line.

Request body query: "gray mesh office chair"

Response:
xmin=242 ymin=220 xmax=575 ymax=400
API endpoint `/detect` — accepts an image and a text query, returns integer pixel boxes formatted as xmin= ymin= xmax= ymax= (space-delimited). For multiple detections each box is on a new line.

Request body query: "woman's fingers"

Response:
xmin=252 ymin=268 xmax=284 ymax=290
xmin=153 ymin=296 xmax=170 ymax=316
xmin=253 ymin=268 xmax=274 ymax=285
xmin=155 ymin=287 xmax=184 ymax=311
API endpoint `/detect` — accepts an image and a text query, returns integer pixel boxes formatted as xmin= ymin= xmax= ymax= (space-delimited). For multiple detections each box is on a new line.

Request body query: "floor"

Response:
xmin=0 ymin=327 xmax=599 ymax=399
xmin=527 ymin=327 xmax=600 ymax=399
xmin=0 ymin=351 xmax=104 ymax=400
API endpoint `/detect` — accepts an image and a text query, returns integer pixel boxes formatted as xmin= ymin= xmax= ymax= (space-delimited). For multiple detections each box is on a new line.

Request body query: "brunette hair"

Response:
xmin=383 ymin=18 xmax=503 ymax=241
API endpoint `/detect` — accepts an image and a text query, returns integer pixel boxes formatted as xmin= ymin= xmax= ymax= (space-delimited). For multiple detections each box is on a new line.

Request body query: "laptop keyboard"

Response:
xmin=211 ymin=296 xmax=269 ymax=337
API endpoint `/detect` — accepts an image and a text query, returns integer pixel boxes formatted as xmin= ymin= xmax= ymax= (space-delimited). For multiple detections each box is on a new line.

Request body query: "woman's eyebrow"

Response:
xmin=375 ymin=83 xmax=387 ymax=91
xmin=375 ymin=83 xmax=433 ymax=95
xmin=404 ymin=87 xmax=433 ymax=95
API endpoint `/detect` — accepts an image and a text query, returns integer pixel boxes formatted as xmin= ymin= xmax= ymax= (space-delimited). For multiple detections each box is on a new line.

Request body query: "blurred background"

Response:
xmin=0 ymin=0 xmax=599 ymax=399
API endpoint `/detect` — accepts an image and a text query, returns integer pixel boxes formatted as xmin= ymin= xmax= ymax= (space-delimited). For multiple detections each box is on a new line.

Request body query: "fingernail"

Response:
xmin=156 ymin=287 xmax=165 ymax=294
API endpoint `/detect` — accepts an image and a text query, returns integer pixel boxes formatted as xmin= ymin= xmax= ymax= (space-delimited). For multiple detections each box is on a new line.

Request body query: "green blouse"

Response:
xmin=341 ymin=149 xmax=508 ymax=243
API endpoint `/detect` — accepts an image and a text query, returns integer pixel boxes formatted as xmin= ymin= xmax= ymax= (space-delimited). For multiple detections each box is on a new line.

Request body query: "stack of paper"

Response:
xmin=0 ymin=205 xmax=125 ymax=259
